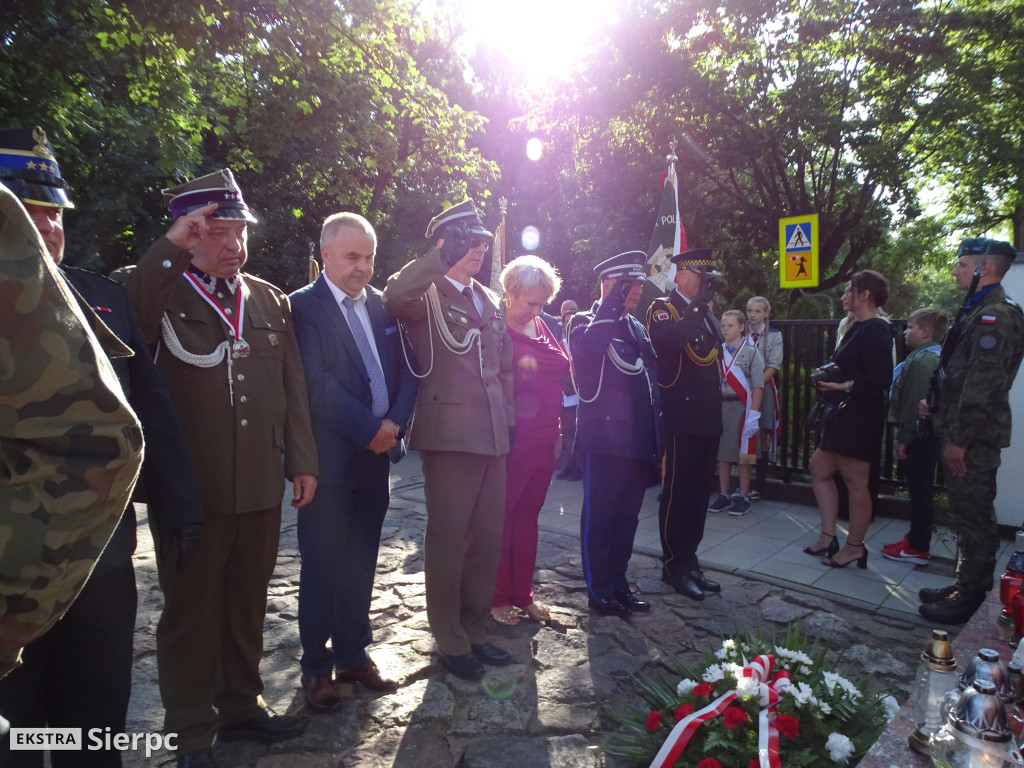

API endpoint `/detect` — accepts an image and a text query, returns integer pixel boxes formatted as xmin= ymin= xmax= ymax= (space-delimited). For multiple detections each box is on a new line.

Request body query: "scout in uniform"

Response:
xmin=918 ymin=238 xmax=1024 ymax=624
xmin=566 ymin=251 xmax=660 ymax=618
xmin=382 ymin=199 xmax=515 ymax=681
xmin=647 ymin=248 xmax=723 ymax=601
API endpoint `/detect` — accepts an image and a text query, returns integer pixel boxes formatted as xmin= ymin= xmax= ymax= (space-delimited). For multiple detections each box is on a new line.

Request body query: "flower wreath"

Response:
xmin=603 ymin=626 xmax=899 ymax=768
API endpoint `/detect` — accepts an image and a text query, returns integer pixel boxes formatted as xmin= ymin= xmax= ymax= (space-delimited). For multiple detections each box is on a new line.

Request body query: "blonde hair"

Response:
xmin=721 ymin=309 xmax=747 ymax=328
xmin=500 ymin=255 xmax=561 ymax=300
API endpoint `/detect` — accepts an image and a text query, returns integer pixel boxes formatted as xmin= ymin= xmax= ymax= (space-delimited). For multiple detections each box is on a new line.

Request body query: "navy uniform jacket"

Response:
xmin=566 ymin=295 xmax=660 ymax=461
xmin=61 ymin=266 xmax=203 ymax=573
xmin=289 ymin=275 xmax=417 ymax=484
xmin=647 ymin=289 xmax=723 ymax=436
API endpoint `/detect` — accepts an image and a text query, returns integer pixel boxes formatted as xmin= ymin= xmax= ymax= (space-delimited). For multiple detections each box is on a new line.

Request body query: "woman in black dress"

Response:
xmin=804 ymin=270 xmax=894 ymax=567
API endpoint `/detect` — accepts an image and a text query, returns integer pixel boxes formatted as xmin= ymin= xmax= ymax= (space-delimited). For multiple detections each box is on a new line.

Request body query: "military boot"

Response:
xmin=918 ymin=591 xmax=984 ymax=625
xmin=918 ymin=584 xmax=957 ymax=604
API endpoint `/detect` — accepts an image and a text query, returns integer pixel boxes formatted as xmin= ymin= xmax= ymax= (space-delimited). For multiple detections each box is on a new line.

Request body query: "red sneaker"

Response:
xmin=881 ymin=537 xmax=929 ymax=565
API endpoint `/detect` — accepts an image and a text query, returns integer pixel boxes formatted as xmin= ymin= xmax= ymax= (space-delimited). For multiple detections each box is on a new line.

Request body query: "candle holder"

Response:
xmin=929 ymin=680 xmax=1024 ymax=767
xmin=1002 ymin=532 xmax=1024 ymax=627
xmin=911 ymin=629 xmax=959 ymax=755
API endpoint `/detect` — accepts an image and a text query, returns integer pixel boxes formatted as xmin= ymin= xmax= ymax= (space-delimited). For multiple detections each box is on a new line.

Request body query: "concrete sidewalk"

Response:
xmin=395 ymin=451 xmax=1010 ymax=620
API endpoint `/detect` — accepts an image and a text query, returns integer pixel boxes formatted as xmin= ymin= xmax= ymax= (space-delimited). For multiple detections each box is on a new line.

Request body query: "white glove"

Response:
xmin=743 ymin=410 xmax=761 ymax=439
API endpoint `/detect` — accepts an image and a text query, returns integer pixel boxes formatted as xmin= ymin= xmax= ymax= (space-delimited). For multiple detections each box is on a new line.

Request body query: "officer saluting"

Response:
xmin=567 ymin=251 xmax=660 ymax=617
xmin=647 ymin=248 xmax=724 ymax=601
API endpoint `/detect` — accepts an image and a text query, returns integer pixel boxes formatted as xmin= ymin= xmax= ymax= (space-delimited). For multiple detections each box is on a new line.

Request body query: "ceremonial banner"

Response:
xmin=646 ymin=166 xmax=686 ymax=293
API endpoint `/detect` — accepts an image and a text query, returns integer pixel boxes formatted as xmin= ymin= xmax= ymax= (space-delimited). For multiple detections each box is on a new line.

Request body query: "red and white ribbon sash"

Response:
xmin=183 ymin=271 xmax=246 ymax=344
xmin=649 ymin=654 xmax=790 ymax=768
xmin=723 ymin=346 xmax=757 ymax=457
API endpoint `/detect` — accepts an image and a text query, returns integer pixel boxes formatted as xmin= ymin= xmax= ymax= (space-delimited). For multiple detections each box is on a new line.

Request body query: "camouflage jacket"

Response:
xmin=0 ymin=185 xmax=143 ymax=678
xmin=934 ymin=285 xmax=1024 ymax=449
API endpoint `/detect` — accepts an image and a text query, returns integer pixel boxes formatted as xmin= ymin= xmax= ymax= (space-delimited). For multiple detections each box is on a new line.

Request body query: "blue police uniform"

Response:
xmin=566 ymin=252 xmax=660 ymax=616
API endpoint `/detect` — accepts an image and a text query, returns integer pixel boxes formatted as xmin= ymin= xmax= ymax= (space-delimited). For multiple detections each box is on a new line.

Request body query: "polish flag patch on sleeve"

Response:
xmin=981 ymin=315 xmax=997 ymax=324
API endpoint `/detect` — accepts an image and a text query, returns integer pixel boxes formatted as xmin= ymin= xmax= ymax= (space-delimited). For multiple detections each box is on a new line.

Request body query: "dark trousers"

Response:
xmin=904 ymin=435 xmax=939 ymax=552
xmin=156 ymin=507 xmax=281 ymax=754
xmin=298 ymin=451 xmax=390 ymax=675
xmin=0 ymin=563 xmax=137 ymax=768
xmin=580 ymin=453 xmax=647 ymax=599
xmin=660 ymin=432 xmax=719 ymax=576
xmin=558 ymin=405 xmax=581 ymax=475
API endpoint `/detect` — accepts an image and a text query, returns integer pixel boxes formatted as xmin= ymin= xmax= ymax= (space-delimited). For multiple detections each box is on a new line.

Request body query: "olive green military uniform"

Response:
xmin=0 ymin=184 xmax=143 ymax=678
xmin=933 ymin=286 xmax=1024 ymax=597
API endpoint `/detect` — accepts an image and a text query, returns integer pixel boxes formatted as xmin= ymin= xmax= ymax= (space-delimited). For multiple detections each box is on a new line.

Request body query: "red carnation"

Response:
xmin=723 ymin=706 xmax=749 ymax=730
xmin=775 ymin=713 xmax=800 ymax=739
xmin=645 ymin=710 xmax=662 ymax=732
xmin=693 ymin=682 xmax=714 ymax=697
xmin=697 ymin=759 xmax=723 ymax=768
xmin=674 ymin=703 xmax=693 ymax=721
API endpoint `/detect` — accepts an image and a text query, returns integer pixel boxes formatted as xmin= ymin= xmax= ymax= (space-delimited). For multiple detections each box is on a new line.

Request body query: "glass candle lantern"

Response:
xmin=912 ymin=629 xmax=960 ymax=755
xmin=999 ymin=532 xmax=1024 ymax=627
xmin=929 ymin=680 xmax=1024 ymax=768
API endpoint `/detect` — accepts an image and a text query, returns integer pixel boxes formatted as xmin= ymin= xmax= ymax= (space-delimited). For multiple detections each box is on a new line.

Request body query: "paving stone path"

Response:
xmin=125 ymin=471 xmax=926 ymax=768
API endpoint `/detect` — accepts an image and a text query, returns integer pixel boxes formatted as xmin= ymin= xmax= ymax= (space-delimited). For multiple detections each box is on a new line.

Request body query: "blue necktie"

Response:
xmin=342 ymin=296 xmax=389 ymax=418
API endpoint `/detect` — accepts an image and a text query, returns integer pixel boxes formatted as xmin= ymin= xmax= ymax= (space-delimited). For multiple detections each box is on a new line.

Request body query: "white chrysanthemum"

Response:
xmin=715 ymin=638 xmax=738 ymax=659
xmin=736 ymin=674 xmax=759 ymax=697
xmin=881 ymin=695 xmax=900 ymax=721
xmin=799 ymin=664 xmax=813 ymax=676
xmin=774 ymin=646 xmax=813 ymax=667
xmin=781 ymin=681 xmax=831 ymax=715
xmin=826 ymin=732 xmax=854 ymax=763
xmin=703 ymin=664 xmax=725 ymax=683
xmin=823 ymin=671 xmax=862 ymax=699
xmin=676 ymin=678 xmax=697 ymax=696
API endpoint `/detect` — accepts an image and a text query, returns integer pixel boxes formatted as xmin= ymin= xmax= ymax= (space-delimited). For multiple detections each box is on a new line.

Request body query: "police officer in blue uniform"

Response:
xmin=566 ymin=252 xmax=661 ymax=617
xmin=647 ymin=248 xmax=723 ymax=601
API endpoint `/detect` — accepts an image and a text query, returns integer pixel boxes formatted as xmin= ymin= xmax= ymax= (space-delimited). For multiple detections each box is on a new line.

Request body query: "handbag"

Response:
xmin=806 ymin=396 xmax=846 ymax=431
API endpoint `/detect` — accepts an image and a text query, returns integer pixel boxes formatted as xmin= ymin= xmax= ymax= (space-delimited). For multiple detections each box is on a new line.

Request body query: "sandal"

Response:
xmin=524 ymin=602 xmax=551 ymax=623
xmin=490 ymin=606 xmax=520 ymax=626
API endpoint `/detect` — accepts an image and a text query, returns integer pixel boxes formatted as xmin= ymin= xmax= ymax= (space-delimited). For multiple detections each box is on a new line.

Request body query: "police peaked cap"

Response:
xmin=424 ymin=198 xmax=491 ymax=240
xmin=672 ymin=247 xmax=720 ymax=270
xmin=0 ymin=126 xmax=74 ymax=209
xmin=594 ymin=251 xmax=647 ymax=280
xmin=162 ymin=168 xmax=257 ymax=223
xmin=957 ymin=238 xmax=1017 ymax=260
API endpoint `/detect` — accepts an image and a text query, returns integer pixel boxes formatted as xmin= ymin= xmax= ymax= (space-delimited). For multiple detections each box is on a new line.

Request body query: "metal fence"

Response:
xmin=769 ymin=318 xmax=926 ymax=493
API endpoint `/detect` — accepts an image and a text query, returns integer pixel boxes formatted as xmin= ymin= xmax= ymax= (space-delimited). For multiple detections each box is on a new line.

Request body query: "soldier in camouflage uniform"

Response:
xmin=0 ymin=182 xmax=143 ymax=680
xmin=918 ymin=238 xmax=1024 ymax=624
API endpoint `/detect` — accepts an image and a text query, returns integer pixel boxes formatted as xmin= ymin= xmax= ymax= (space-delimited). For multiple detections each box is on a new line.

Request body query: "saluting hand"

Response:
xmin=165 ymin=202 xmax=219 ymax=251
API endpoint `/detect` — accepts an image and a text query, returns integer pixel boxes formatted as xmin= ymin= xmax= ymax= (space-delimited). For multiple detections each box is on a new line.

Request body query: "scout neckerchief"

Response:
xmin=183 ymin=270 xmax=250 ymax=358
xmin=722 ymin=344 xmax=757 ymax=458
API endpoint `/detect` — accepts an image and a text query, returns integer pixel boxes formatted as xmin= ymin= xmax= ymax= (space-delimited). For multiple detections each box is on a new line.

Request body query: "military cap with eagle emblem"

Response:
xmin=593 ymin=250 xmax=647 ymax=281
xmin=424 ymin=198 xmax=491 ymax=241
xmin=0 ymin=126 xmax=75 ymax=208
xmin=162 ymin=168 xmax=257 ymax=223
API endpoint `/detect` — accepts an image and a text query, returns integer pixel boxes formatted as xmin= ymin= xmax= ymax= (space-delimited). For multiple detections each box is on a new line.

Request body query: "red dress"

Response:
xmin=493 ymin=318 xmax=570 ymax=608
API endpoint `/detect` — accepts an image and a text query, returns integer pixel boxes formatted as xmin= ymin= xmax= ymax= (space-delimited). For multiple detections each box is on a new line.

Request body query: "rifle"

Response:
xmin=917 ymin=267 xmax=982 ymax=438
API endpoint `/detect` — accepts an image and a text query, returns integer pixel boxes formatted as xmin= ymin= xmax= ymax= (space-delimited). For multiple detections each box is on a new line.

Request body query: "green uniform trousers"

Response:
xmin=946 ymin=441 xmax=1001 ymax=598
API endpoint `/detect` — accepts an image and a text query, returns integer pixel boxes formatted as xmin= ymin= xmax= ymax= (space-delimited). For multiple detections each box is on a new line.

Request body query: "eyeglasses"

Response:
xmin=468 ymin=236 xmax=491 ymax=249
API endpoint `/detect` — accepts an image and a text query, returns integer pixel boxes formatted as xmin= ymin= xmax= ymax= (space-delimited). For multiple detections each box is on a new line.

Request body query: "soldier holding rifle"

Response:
xmin=917 ymin=238 xmax=1024 ymax=624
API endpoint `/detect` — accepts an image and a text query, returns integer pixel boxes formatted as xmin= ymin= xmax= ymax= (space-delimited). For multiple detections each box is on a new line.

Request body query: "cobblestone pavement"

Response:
xmin=124 ymin=469 xmax=927 ymax=768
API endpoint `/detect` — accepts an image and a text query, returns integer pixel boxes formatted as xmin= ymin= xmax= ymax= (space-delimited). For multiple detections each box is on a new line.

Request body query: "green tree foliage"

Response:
xmin=1 ymin=0 xmax=497 ymax=289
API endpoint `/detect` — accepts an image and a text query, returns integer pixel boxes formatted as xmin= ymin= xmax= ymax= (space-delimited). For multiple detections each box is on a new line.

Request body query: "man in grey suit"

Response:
xmin=289 ymin=213 xmax=417 ymax=711
xmin=383 ymin=199 xmax=515 ymax=681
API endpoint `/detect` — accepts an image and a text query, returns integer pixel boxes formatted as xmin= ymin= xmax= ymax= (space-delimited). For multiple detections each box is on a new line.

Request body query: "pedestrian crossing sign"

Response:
xmin=779 ymin=214 xmax=819 ymax=288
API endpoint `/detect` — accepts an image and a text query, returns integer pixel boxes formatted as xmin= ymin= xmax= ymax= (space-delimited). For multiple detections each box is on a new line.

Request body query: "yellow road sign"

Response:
xmin=779 ymin=214 xmax=819 ymax=288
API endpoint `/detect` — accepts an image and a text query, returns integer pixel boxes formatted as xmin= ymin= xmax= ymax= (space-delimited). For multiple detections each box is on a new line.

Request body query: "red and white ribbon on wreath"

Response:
xmin=648 ymin=654 xmax=792 ymax=768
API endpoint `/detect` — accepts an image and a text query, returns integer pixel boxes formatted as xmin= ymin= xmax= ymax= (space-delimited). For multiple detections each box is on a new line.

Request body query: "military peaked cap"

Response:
xmin=958 ymin=238 xmax=1017 ymax=260
xmin=424 ymin=198 xmax=491 ymax=240
xmin=0 ymin=126 xmax=74 ymax=209
xmin=594 ymin=251 xmax=647 ymax=281
xmin=162 ymin=168 xmax=257 ymax=223
xmin=672 ymin=247 xmax=720 ymax=270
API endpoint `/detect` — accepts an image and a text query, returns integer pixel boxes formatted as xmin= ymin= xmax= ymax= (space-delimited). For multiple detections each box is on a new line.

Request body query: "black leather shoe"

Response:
xmin=689 ymin=569 xmax=721 ymax=593
xmin=217 ymin=708 xmax=309 ymax=743
xmin=616 ymin=589 xmax=651 ymax=612
xmin=438 ymin=651 xmax=486 ymax=680
xmin=918 ymin=592 xmax=984 ymax=625
xmin=662 ymin=573 xmax=705 ymax=601
xmin=919 ymin=584 xmax=957 ymax=604
xmin=588 ymin=596 xmax=633 ymax=617
xmin=178 ymin=749 xmax=219 ymax=768
xmin=471 ymin=643 xmax=512 ymax=666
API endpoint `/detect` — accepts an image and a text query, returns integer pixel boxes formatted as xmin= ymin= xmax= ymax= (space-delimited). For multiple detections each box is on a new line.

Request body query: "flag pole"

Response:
xmin=490 ymin=196 xmax=508 ymax=296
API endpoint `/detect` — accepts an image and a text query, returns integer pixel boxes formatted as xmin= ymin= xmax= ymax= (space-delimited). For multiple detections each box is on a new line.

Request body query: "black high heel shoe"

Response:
xmin=823 ymin=542 xmax=868 ymax=569
xmin=803 ymin=534 xmax=839 ymax=558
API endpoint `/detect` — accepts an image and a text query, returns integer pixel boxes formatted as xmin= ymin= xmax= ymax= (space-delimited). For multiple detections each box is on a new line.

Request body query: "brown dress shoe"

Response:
xmin=301 ymin=674 xmax=343 ymax=713
xmin=334 ymin=659 xmax=399 ymax=692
